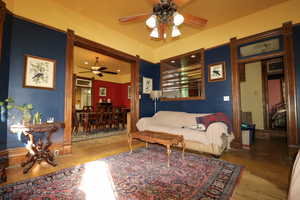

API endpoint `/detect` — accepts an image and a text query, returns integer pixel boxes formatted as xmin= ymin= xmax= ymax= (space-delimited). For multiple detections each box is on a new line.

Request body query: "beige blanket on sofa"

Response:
xmin=136 ymin=111 xmax=234 ymax=148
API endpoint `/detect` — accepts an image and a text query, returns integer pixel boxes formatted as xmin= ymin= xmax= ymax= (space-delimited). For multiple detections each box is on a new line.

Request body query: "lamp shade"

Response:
xmin=150 ymin=27 xmax=159 ymax=38
xmin=173 ymin=12 xmax=184 ymax=26
xmin=146 ymin=15 xmax=157 ymax=28
xmin=171 ymin=26 xmax=181 ymax=37
xmin=150 ymin=90 xmax=162 ymax=100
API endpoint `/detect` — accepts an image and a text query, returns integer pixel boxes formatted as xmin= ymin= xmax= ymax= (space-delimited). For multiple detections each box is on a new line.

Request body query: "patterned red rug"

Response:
xmin=0 ymin=145 xmax=243 ymax=199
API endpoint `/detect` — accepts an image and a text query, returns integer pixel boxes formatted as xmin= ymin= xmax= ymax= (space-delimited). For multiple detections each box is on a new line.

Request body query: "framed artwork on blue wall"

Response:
xmin=208 ymin=62 xmax=226 ymax=82
xmin=23 ymin=55 xmax=56 ymax=90
xmin=143 ymin=77 xmax=153 ymax=94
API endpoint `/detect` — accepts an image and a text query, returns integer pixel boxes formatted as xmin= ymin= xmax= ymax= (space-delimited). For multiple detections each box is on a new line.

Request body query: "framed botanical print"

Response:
xmin=208 ymin=62 xmax=226 ymax=82
xmin=143 ymin=77 xmax=153 ymax=94
xmin=23 ymin=55 xmax=56 ymax=89
xmin=99 ymin=87 xmax=107 ymax=96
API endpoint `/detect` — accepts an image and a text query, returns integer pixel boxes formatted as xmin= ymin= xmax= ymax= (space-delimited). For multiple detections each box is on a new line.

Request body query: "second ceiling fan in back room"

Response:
xmin=119 ymin=0 xmax=207 ymax=40
xmin=78 ymin=57 xmax=118 ymax=77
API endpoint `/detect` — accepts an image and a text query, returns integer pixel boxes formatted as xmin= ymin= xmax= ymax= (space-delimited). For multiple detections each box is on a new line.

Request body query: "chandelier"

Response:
xmin=146 ymin=0 xmax=184 ymax=39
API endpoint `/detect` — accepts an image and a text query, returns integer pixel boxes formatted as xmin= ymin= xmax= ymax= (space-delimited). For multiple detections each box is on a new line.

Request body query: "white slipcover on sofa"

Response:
xmin=136 ymin=111 xmax=234 ymax=156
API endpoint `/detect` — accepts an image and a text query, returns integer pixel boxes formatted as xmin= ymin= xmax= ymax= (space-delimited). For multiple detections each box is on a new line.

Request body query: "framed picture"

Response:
xmin=143 ymin=77 xmax=153 ymax=94
xmin=99 ymin=87 xmax=107 ymax=96
xmin=208 ymin=62 xmax=226 ymax=82
xmin=23 ymin=55 xmax=56 ymax=90
xmin=128 ymin=86 xmax=131 ymax=99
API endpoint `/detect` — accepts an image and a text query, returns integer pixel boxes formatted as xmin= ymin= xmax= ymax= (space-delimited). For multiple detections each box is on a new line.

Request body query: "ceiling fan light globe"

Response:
xmin=146 ymin=15 xmax=157 ymax=29
xmin=173 ymin=12 xmax=184 ymax=26
xmin=150 ymin=27 xmax=159 ymax=38
xmin=91 ymin=66 xmax=100 ymax=71
xmin=171 ymin=26 xmax=181 ymax=37
xmin=92 ymin=71 xmax=101 ymax=75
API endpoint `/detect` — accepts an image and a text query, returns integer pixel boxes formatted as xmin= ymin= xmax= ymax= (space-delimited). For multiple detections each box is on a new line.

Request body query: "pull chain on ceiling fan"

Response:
xmin=119 ymin=0 xmax=207 ymax=40
xmin=78 ymin=57 xmax=118 ymax=77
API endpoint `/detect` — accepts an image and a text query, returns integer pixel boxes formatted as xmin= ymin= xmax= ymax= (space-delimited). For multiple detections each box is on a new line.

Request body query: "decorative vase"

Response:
xmin=22 ymin=109 xmax=32 ymax=125
xmin=0 ymin=105 xmax=6 ymax=122
xmin=33 ymin=112 xmax=42 ymax=124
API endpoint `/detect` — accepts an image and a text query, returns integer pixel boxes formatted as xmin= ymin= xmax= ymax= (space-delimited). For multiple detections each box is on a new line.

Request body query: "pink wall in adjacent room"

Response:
xmin=92 ymin=80 xmax=130 ymax=109
xmin=268 ymin=79 xmax=282 ymax=110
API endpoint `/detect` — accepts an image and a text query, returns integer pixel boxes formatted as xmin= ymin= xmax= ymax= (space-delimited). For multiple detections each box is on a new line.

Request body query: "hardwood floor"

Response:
xmin=2 ymin=133 xmax=292 ymax=199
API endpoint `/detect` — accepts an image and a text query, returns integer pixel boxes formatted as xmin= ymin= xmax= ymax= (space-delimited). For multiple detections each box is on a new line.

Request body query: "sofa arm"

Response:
xmin=136 ymin=117 xmax=155 ymax=131
xmin=205 ymin=122 xmax=234 ymax=148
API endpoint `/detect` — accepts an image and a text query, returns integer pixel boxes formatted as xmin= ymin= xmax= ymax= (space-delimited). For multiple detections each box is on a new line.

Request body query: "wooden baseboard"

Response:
xmin=0 ymin=143 xmax=65 ymax=166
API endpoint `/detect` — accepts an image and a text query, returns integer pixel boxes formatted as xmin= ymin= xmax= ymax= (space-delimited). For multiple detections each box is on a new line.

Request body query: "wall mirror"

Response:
xmin=160 ymin=50 xmax=205 ymax=101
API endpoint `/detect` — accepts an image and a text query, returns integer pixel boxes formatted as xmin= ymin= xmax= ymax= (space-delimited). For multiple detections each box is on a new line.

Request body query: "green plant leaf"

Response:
xmin=7 ymin=105 xmax=14 ymax=110
xmin=27 ymin=104 xmax=33 ymax=110
xmin=5 ymin=97 xmax=14 ymax=103
xmin=0 ymin=102 xmax=4 ymax=106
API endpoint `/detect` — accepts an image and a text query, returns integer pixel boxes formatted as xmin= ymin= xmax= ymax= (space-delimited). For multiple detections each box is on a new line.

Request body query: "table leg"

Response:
xmin=181 ymin=140 xmax=185 ymax=159
xmin=166 ymin=145 xmax=171 ymax=167
xmin=128 ymin=134 xmax=133 ymax=153
xmin=23 ymin=156 xmax=37 ymax=174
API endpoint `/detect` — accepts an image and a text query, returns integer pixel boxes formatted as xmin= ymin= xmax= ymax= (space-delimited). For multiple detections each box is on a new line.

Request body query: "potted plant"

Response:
xmin=0 ymin=98 xmax=33 ymax=125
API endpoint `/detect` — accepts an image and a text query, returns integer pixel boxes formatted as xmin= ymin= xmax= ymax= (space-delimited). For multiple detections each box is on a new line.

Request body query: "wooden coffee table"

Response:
xmin=128 ymin=131 xmax=185 ymax=167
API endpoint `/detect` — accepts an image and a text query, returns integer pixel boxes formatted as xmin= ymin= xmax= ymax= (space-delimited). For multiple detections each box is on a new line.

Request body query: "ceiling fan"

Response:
xmin=119 ymin=0 xmax=207 ymax=40
xmin=78 ymin=57 xmax=118 ymax=77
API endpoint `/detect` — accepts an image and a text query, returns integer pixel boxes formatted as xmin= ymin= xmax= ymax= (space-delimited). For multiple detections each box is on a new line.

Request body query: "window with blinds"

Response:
xmin=160 ymin=50 xmax=205 ymax=101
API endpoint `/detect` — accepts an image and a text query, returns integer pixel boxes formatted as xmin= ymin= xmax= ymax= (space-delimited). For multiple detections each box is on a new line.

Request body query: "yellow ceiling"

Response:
xmin=74 ymin=47 xmax=131 ymax=83
xmin=50 ymin=0 xmax=287 ymax=48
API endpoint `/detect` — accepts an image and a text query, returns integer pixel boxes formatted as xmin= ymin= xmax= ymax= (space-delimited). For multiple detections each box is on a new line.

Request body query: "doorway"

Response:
xmin=230 ymin=22 xmax=297 ymax=156
xmin=63 ymin=30 xmax=140 ymax=153
xmin=240 ymin=57 xmax=287 ymax=143
xmin=72 ymin=46 xmax=132 ymax=142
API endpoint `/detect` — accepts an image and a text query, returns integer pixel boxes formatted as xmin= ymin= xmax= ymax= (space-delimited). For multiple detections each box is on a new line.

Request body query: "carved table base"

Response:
xmin=11 ymin=123 xmax=64 ymax=174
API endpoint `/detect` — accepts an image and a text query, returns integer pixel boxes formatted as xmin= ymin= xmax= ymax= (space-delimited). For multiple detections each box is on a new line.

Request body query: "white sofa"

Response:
xmin=136 ymin=111 xmax=234 ymax=156
xmin=288 ymin=150 xmax=300 ymax=200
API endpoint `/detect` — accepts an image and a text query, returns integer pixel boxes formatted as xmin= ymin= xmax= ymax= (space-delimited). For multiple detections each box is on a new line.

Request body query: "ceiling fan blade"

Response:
xmin=119 ymin=13 xmax=152 ymax=23
xmin=101 ymin=71 xmax=118 ymax=75
xmin=182 ymin=13 xmax=208 ymax=26
xmin=98 ymin=66 xmax=107 ymax=71
xmin=173 ymin=0 xmax=192 ymax=7
xmin=78 ymin=71 xmax=92 ymax=74
xmin=79 ymin=66 xmax=91 ymax=70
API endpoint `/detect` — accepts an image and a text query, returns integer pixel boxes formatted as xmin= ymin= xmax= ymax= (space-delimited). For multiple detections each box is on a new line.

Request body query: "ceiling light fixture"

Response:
xmin=146 ymin=0 xmax=184 ymax=39
xmin=171 ymin=25 xmax=181 ymax=37
xmin=146 ymin=15 xmax=157 ymax=28
xmin=150 ymin=27 xmax=160 ymax=38
xmin=119 ymin=0 xmax=208 ymax=41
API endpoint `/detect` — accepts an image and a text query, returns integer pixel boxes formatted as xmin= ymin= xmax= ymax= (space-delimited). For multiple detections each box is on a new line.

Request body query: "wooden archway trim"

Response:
xmin=230 ymin=22 xmax=298 ymax=154
xmin=64 ymin=31 xmax=140 ymax=154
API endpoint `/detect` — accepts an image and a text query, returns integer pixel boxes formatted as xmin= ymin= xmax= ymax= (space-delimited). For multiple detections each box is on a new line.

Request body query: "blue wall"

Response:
xmin=5 ymin=17 xmax=66 ymax=148
xmin=139 ymin=60 xmax=160 ymax=118
xmin=158 ymin=45 xmax=233 ymax=119
xmin=293 ymin=25 xmax=300 ymax=144
xmin=0 ymin=14 xmax=12 ymax=150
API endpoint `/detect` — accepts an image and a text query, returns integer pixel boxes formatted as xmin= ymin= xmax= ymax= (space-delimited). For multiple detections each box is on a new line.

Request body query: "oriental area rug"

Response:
xmin=0 ymin=145 xmax=243 ymax=200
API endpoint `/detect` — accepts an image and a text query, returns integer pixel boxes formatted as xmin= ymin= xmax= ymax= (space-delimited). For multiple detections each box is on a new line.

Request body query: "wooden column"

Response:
xmin=282 ymin=22 xmax=299 ymax=154
xmin=63 ymin=29 xmax=75 ymax=154
xmin=130 ymin=56 xmax=140 ymax=132
xmin=230 ymin=37 xmax=242 ymax=149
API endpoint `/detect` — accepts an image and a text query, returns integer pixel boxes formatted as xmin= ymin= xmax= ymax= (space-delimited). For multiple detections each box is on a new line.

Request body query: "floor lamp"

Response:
xmin=150 ymin=90 xmax=162 ymax=113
